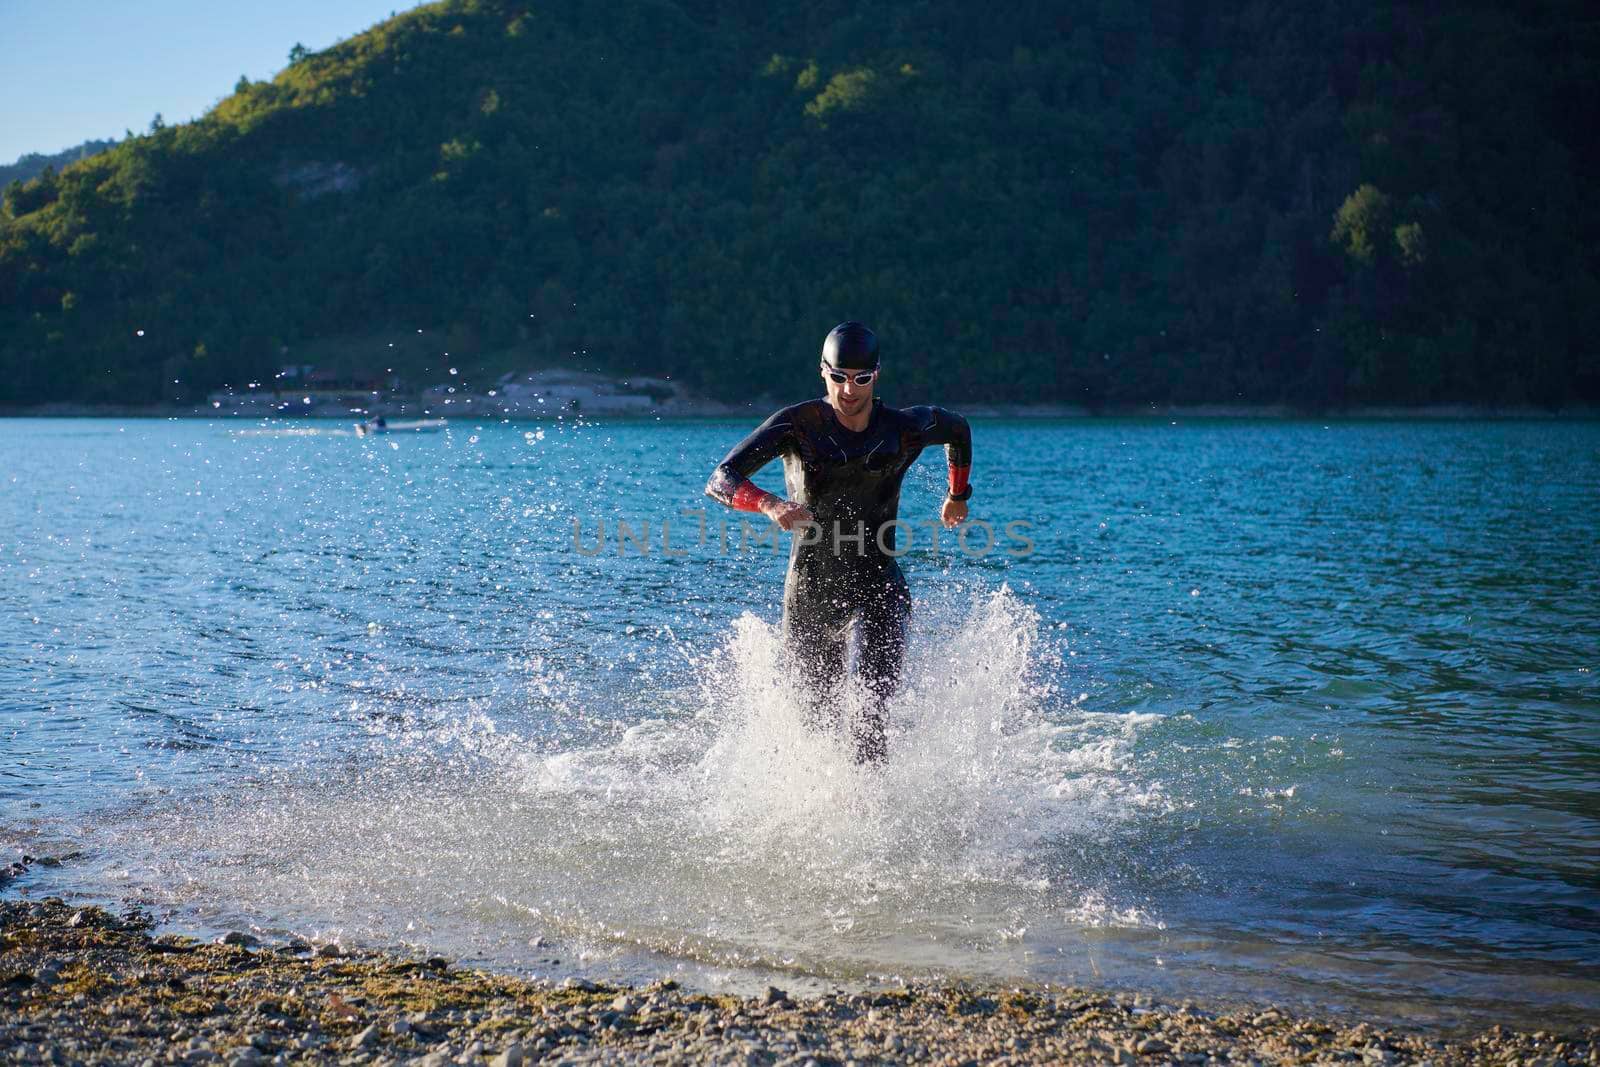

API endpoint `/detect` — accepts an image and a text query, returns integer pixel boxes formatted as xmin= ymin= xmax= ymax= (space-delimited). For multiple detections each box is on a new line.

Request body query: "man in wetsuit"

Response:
xmin=704 ymin=321 xmax=973 ymax=764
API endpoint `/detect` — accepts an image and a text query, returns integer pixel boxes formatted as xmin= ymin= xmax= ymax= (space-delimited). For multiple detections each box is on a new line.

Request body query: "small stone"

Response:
xmin=389 ymin=1019 xmax=412 ymax=1035
xmin=489 ymin=1043 xmax=524 ymax=1067
xmin=247 ymin=1033 xmax=273 ymax=1051
xmin=610 ymin=995 xmax=636 ymax=1013
xmin=460 ymin=1040 xmax=485 ymax=1061
xmin=559 ymin=977 xmax=596 ymax=992
xmin=220 ymin=931 xmax=259 ymax=947
xmin=1138 ymin=1037 xmax=1172 ymax=1054
xmin=226 ymin=1048 xmax=260 ymax=1067
xmin=349 ymin=1024 xmax=380 ymax=1050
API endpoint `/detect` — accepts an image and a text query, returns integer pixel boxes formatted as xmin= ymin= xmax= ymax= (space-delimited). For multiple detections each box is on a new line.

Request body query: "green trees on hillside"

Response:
xmin=1 ymin=0 xmax=1595 ymax=410
xmin=0 ymin=139 xmax=118 ymax=188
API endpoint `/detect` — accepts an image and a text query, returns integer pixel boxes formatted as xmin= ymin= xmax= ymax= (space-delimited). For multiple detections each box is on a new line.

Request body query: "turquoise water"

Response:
xmin=2 ymin=416 xmax=1597 ymax=1029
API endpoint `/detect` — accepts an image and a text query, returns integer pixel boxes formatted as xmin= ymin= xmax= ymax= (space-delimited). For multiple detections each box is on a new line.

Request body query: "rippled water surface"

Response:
xmin=3 ymin=416 xmax=1597 ymax=1029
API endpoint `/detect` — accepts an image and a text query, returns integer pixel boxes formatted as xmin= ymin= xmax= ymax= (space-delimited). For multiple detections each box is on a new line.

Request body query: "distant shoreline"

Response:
xmin=3 ymin=401 xmax=1597 ymax=421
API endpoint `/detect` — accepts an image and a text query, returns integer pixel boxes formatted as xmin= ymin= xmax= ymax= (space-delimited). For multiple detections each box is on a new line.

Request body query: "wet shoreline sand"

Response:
xmin=3 ymin=899 xmax=1593 ymax=1066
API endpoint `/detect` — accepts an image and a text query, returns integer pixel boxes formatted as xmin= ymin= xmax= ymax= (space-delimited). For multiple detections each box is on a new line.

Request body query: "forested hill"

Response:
xmin=3 ymin=1 xmax=1597 ymax=410
xmin=0 ymin=139 xmax=118 ymax=188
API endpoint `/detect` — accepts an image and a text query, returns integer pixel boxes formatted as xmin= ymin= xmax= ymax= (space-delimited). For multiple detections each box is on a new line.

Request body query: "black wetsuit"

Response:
xmin=705 ymin=397 xmax=972 ymax=762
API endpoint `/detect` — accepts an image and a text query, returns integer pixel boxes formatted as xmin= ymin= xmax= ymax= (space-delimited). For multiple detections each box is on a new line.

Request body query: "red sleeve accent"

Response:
xmin=729 ymin=481 xmax=777 ymax=513
xmin=948 ymin=463 xmax=970 ymax=495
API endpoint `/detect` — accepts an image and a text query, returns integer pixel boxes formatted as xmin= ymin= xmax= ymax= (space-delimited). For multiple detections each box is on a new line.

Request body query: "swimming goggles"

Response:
xmin=821 ymin=363 xmax=878 ymax=386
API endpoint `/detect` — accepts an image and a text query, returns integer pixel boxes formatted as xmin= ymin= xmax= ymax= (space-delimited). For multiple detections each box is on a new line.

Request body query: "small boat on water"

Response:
xmin=354 ymin=417 xmax=448 ymax=436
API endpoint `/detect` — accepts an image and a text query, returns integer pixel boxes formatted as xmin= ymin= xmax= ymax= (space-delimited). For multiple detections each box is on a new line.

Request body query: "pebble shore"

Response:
xmin=2 ymin=899 xmax=1593 ymax=1066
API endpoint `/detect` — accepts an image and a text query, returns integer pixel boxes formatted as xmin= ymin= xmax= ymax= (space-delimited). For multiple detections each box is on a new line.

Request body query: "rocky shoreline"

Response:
xmin=1 ymin=899 xmax=1592 ymax=1066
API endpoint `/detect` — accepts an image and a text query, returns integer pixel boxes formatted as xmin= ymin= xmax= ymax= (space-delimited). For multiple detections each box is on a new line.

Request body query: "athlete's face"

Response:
xmin=822 ymin=362 xmax=876 ymax=418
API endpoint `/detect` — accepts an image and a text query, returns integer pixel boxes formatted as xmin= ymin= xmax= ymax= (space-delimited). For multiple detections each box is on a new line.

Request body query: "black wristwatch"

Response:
xmin=948 ymin=485 xmax=973 ymax=502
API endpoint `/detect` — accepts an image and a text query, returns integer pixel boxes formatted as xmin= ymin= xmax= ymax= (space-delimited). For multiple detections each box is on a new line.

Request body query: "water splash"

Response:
xmin=47 ymin=583 xmax=1166 ymax=991
xmin=686 ymin=587 xmax=1151 ymax=890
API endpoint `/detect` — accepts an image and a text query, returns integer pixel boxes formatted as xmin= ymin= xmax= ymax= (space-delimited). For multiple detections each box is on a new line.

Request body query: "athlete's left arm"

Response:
xmin=908 ymin=405 xmax=973 ymax=500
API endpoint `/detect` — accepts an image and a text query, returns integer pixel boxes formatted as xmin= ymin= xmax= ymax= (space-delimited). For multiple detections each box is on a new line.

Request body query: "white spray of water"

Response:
xmin=690 ymin=590 xmax=1078 ymax=881
xmin=67 ymin=583 xmax=1170 ymax=987
xmin=503 ymin=584 xmax=1170 ymax=976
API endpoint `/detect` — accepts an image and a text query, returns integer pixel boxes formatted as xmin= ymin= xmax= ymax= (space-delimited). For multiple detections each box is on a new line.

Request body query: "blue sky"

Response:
xmin=2 ymin=1 xmax=426 ymax=163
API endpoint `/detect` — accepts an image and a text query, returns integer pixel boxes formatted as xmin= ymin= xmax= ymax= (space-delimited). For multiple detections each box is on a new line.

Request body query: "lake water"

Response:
xmin=2 ymin=416 xmax=1597 ymax=1030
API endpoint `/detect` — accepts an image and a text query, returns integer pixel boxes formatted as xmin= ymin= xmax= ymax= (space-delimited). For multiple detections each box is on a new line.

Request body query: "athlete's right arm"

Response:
xmin=704 ymin=408 xmax=796 ymax=516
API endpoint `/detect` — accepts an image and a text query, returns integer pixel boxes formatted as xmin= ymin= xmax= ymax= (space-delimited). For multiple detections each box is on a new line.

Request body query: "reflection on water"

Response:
xmin=2 ymin=416 xmax=1597 ymax=1030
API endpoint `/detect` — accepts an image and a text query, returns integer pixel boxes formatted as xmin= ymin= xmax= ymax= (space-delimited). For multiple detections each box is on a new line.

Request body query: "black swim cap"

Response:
xmin=821 ymin=321 xmax=879 ymax=370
